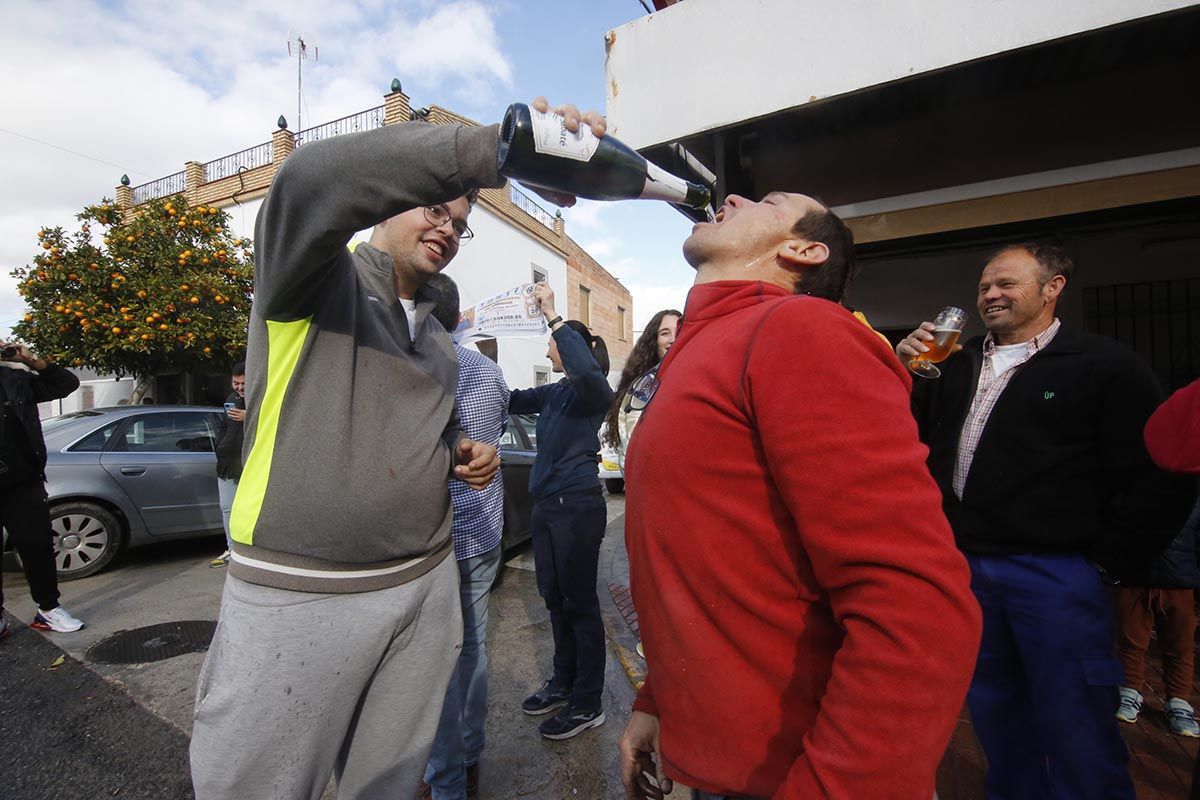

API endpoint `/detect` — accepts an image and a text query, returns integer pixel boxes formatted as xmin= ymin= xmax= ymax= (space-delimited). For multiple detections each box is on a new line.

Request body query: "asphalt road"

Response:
xmin=0 ymin=494 xmax=638 ymax=800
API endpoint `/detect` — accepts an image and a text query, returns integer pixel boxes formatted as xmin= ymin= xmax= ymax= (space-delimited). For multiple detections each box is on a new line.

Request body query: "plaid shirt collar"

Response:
xmin=981 ymin=317 xmax=1062 ymax=360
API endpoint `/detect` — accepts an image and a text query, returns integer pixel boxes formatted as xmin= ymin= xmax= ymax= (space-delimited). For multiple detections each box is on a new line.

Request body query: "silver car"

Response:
xmin=3 ymin=407 xmax=538 ymax=581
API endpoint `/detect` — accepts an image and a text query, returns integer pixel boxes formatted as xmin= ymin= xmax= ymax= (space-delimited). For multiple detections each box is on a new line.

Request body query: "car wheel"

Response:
xmin=604 ymin=478 xmax=625 ymax=494
xmin=48 ymin=502 xmax=123 ymax=581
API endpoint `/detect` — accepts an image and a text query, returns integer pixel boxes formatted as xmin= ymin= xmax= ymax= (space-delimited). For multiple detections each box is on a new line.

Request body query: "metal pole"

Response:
xmin=297 ymin=37 xmax=302 ymax=131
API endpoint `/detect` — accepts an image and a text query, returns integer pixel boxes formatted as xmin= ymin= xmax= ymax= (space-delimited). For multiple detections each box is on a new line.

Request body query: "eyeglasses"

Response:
xmin=424 ymin=205 xmax=473 ymax=243
xmin=624 ymin=366 xmax=661 ymax=413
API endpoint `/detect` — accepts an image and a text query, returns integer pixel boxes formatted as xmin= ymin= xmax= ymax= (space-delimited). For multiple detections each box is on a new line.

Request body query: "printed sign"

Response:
xmin=453 ymin=283 xmax=546 ymax=344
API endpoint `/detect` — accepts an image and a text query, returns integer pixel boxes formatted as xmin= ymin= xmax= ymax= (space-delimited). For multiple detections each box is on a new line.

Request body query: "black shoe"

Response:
xmin=539 ymin=705 xmax=606 ymax=740
xmin=522 ymin=680 xmax=570 ymax=716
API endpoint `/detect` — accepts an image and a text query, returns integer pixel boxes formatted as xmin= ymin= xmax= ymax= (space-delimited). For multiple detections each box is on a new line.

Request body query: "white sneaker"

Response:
xmin=31 ymin=606 xmax=85 ymax=633
xmin=1116 ymin=686 xmax=1142 ymax=724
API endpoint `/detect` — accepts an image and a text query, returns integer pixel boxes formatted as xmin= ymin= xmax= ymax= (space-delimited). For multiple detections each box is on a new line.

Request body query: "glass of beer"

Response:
xmin=908 ymin=306 xmax=968 ymax=379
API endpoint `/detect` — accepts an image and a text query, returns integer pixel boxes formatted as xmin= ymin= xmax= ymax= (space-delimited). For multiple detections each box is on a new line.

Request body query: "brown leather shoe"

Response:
xmin=415 ymin=781 xmax=432 ymax=800
xmin=466 ymin=763 xmax=480 ymax=797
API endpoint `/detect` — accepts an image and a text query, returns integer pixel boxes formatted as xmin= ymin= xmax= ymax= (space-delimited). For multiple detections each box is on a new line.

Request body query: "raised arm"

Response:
xmin=253 ymin=122 xmax=503 ymax=321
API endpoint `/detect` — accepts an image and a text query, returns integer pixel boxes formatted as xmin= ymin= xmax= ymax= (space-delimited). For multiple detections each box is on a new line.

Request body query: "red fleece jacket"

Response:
xmin=1144 ymin=377 xmax=1200 ymax=475
xmin=625 ymin=282 xmax=981 ymax=799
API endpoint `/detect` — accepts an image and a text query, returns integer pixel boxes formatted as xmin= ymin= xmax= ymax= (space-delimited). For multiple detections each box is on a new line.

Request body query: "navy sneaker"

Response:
xmin=522 ymin=680 xmax=570 ymax=716
xmin=538 ymin=705 xmax=605 ymax=740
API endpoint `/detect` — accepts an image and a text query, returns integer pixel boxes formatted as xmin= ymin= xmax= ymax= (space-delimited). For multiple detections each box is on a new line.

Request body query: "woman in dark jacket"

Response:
xmin=509 ymin=282 xmax=613 ymax=741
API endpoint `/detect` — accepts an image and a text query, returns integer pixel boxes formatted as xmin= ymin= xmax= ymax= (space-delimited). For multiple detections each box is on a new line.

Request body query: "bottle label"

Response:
xmin=641 ymin=161 xmax=690 ymax=204
xmin=530 ymin=109 xmax=600 ymax=163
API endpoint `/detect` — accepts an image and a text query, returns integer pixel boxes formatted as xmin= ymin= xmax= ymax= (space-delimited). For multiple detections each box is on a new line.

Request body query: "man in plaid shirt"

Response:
xmin=899 ymin=243 xmax=1192 ymax=800
xmin=422 ymin=274 xmax=511 ymax=800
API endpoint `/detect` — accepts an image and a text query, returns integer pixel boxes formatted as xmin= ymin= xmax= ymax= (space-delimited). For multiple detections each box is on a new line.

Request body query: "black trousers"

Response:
xmin=0 ymin=479 xmax=59 ymax=611
xmin=530 ymin=489 xmax=607 ymax=713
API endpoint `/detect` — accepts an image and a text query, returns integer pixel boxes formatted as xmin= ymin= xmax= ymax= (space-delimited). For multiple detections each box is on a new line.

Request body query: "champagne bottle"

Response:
xmin=497 ymin=103 xmax=711 ymax=211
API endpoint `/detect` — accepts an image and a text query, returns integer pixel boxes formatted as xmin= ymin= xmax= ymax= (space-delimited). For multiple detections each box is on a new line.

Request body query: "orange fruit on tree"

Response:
xmin=158 ymin=324 xmax=169 ymax=331
xmin=111 ymin=327 xmax=122 ymax=334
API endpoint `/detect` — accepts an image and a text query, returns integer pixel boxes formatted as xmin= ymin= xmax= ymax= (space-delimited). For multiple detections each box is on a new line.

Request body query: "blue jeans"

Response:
xmin=530 ymin=490 xmax=607 ymax=712
xmin=966 ymin=553 xmax=1135 ymax=800
xmin=424 ymin=545 xmax=503 ymax=800
xmin=216 ymin=477 xmax=238 ymax=550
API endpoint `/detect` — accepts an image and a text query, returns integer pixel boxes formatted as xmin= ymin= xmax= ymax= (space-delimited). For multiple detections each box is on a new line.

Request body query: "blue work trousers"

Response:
xmin=966 ymin=553 xmax=1135 ymax=800
xmin=530 ymin=489 xmax=607 ymax=713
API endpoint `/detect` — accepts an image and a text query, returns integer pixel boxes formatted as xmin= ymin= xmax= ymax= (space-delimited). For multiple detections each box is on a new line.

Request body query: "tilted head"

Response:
xmin=681 ymin=191 xmax=855 ymax=301
xmin=231 ymin=361 xmax=246 ymax=397
xmin=977 ymin=243 xmax=1071 ymax=345
xmin=547 ymin=320 xmax=609 ymax=377
xmin=369 ymin=189 xmax=479 ymax=299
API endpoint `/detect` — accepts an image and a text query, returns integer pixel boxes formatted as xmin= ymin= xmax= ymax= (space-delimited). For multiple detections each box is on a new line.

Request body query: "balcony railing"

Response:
xmin=204 ymin=141 xmax=272 ymax=182
xmin=509 ymin=184 xmax=557 ymax=231
xmin=132 ymin=171 xmax=186 ymax=204
xmin=294 ymin=105 xmax=386 ymax=147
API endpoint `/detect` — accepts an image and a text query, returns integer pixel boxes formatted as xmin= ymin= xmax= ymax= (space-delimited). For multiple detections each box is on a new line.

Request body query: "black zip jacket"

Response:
xmin=910 ymin=327 xmax=1194 ymax=572
xmin=0 ymin=362 xmax=80 ymax=473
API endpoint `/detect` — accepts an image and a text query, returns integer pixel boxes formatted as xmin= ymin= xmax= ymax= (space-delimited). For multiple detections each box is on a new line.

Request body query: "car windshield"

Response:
xmin=42 ymin=411 xmax=106 ymax=431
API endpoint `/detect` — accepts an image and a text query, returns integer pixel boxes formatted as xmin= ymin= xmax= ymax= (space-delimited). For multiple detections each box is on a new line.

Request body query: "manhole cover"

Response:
xmin=86 ymin=620 xmax=217 ymax=665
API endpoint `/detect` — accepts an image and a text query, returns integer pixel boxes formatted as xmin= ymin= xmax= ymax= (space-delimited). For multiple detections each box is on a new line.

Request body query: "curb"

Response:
xmin=598 ymin=508 xmax=647 ymax=689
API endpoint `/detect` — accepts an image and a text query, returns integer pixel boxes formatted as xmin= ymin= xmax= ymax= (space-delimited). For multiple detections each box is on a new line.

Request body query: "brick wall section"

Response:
xmin=119 ymin=89 xmax=633 ymax=366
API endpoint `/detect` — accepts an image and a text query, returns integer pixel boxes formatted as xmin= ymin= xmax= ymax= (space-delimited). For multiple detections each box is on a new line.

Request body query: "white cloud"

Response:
xmin=0 ymin=0 xmax=514 ymax=337
xmin=626 ymin=281 xmax=692 ymax=331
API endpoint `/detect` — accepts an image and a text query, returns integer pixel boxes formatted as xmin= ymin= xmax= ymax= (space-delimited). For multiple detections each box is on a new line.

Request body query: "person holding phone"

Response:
xmin=208 ymin=362 xmax=245 ymax=568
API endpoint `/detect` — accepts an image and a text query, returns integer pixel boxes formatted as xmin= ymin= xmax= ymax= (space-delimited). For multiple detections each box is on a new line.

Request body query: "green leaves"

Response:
xmin=11 ymin=196 xmax=254 ymax=378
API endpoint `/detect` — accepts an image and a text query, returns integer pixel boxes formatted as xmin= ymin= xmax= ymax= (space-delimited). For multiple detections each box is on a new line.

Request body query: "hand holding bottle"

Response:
xmin=498 ymin=98 xmax=710 ymax=211
xmin=522 ymin=97 xmax=607 ymax=207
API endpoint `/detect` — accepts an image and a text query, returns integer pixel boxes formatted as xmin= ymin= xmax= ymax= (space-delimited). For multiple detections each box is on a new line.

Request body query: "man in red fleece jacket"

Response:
xmin=619 ymin=191 xmax=982 ymax=800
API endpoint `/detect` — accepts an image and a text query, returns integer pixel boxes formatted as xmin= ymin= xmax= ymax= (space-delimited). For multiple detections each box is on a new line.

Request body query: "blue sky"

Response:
xmin=0 ymin=0 xmax=697 ymax=333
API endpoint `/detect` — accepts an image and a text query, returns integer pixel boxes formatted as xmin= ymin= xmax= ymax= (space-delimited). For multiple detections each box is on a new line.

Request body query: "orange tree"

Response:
xmin=10 ymin=196 xmax=254 ymax=402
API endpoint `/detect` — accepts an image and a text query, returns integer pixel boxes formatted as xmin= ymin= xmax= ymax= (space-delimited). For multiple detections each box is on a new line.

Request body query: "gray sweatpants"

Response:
xmin=190 ymin=554 xmax=462 ymax=800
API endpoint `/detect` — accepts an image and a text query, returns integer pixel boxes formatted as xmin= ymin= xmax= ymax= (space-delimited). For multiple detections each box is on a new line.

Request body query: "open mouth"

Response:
xmin=983 ymin=304 xmax=1007 ymax=315
xmin=422 ymin=240 xmax=446 ymax=259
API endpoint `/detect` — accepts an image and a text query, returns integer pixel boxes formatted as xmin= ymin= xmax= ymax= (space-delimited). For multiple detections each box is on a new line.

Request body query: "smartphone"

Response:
xmin=223 ymin=402 xmax=236 ymax=412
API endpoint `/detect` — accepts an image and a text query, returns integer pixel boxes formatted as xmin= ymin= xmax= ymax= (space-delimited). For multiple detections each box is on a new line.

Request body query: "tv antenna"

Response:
xmin=286 ymin=32 xmax=318 ymax=131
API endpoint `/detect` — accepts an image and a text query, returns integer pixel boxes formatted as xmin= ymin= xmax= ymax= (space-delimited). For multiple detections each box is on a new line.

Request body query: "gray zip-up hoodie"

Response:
xmin=228 ymin=121 xmax=504 ymax=593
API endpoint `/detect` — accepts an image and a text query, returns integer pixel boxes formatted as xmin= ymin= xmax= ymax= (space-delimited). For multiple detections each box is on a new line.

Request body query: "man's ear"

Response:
xmin=778 ymin=239 xmax=829 ymax=272
xmin=1043 ymin=274 xmax=1066 ymax=304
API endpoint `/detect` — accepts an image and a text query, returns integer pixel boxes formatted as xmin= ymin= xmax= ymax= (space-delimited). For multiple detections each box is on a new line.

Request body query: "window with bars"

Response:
xmin=1083 ymin=278 xmax=1200 ymax=392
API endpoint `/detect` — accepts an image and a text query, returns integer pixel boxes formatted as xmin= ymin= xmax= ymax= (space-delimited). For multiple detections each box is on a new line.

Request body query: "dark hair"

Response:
xmin=465 ymin=187 xmax=481 ymax=207
xmin=425 ymin=273 xmax=461 ymax=333
xmin=792 ymin=205 xmax=856 ymax=303
xmin=231 ymin=361 xmax=246 ymax=376
xmin=602 ymin=309 xmax=682 ymax=447
xmin=991 ymin=242 xmax=1074 ymax=286
xmin=562 ymin=320 xmax=609 ymax=377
